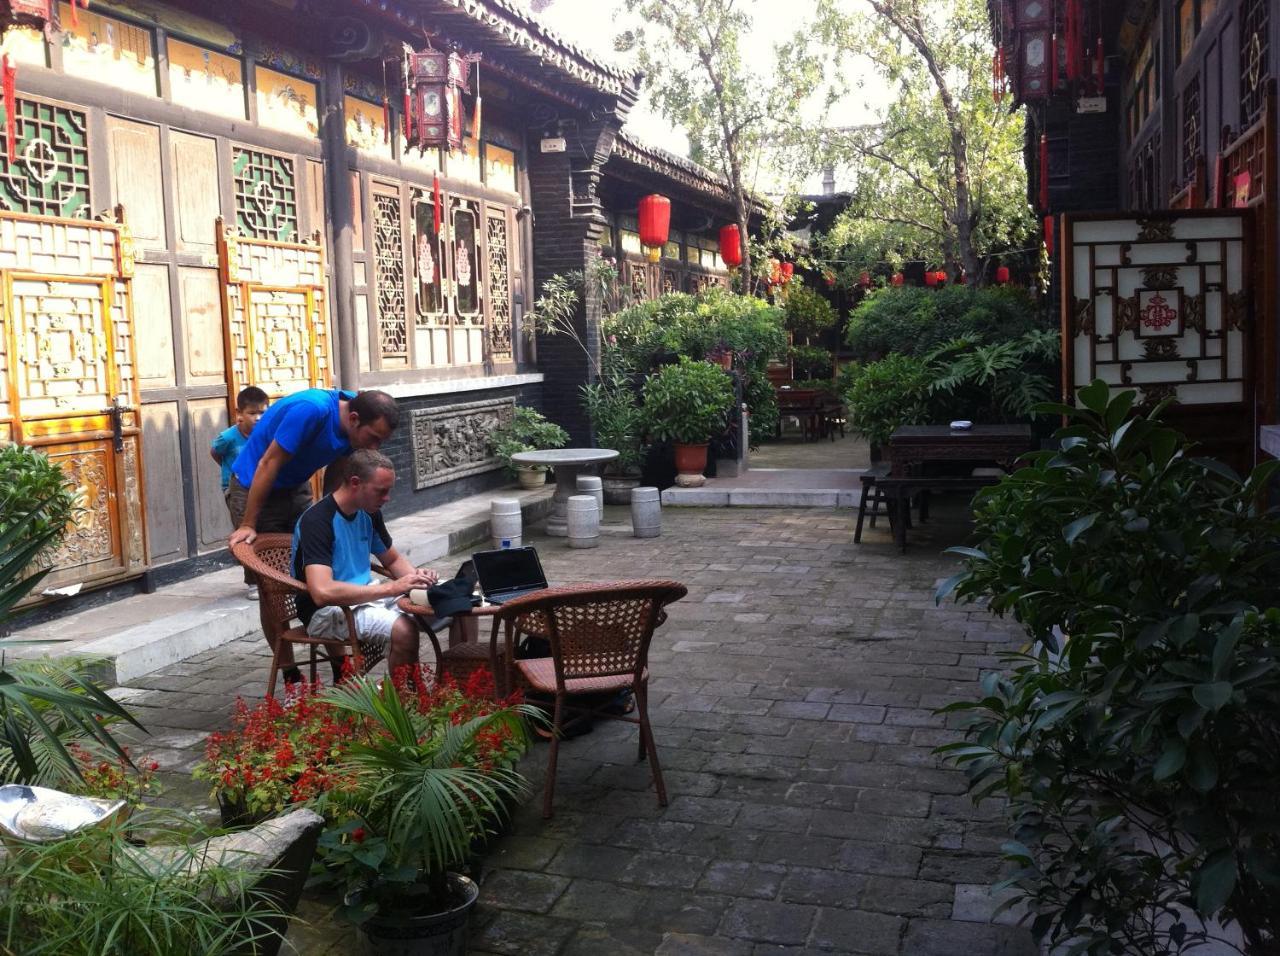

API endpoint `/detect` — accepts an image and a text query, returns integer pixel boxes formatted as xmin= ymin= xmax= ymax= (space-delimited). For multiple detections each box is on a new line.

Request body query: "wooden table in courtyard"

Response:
xmin=881 ymin=424 xmax=1033 ymax=550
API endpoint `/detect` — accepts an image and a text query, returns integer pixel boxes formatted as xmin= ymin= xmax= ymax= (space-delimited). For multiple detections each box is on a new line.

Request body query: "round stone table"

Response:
xmin=511 ymin=448 xmax=618 ymax=537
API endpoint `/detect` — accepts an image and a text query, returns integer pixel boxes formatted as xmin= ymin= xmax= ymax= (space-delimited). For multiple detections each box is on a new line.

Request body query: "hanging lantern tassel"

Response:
xmin=3 ymin=56 xmax=16 ymax=166
xmin=1050 ymin=33 xmax=1058 ymax=89
xmin=1039 ymin=133 xmax=1049 ymax=211
xmin=1094 ymin=37 xmax=1104 ymax=93
xmin=1044 ymin=215 xmax=1055 ymax=257
xmin=402 ymin=54 xmax=412 ymax=143
xmin=472 ymin=59 xmax=482 ymax=143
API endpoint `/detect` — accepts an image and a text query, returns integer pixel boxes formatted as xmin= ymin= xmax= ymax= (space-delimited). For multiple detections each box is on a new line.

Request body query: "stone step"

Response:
xmin=662 ymin=468 xmax=866 ymax=508
xmin=10 ymin=486 xmax=554 ymax=687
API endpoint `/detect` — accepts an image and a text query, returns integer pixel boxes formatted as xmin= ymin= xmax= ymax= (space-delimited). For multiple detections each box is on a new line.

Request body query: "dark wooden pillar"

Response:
xmin=321 ymin=62 xmax=359 ymax=389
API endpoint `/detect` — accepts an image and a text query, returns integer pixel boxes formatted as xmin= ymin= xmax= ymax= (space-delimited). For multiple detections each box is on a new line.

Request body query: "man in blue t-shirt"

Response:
xmin=292 ymin=449 xmax=437 ymax=681
xmin=228 ymin=387 xmax=399 ymax=676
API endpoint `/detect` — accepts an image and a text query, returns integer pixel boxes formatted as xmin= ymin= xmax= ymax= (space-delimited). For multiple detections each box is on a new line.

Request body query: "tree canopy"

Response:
xmin=804 ymin=0 xmax=1033 ymax=283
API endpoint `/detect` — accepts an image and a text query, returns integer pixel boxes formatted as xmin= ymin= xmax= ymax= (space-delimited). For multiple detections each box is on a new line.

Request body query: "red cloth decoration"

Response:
xmin=1065 ymin=0 xmax=1082 ymax=82
xmin=403 ymin=89 xmax=411 ymax=140
xmin=471 ymin=59 xmax=482 ymax=142
xmin=1039 ymin=133 xmax=1050 ymax=210
xmin=1050 ymin=32 xmax=1058 ymax=89
xmin=718 ymin=224 xmax=742 ymax=267
xmin=1044 ymin=215 xmax=1055 ymax=256
xmin=3 ymin=56 xmax=16 ymax=166
xmin=432 ymin=172 xmax=442 ymax=237
xmin=996 ymin=265 xmax=1011 ymax=284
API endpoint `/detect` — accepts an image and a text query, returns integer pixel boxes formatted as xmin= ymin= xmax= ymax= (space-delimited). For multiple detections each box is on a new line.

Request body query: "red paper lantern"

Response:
xmin=924 ymin=270 xmax=938 ymax=287
xmin=934 ymin=270 xmax=947 ymax=286
xmin=780 ymin=262 xmax=794 ymax=283
xmin=718 ymin=224 xmax=743 ymax=268
xmin=891 ymin=272 xmax=904 ymax=287
xmin=638 ymin=194 xmax=671 ymax=251
xmin=4 ymin=0 xmax=55 ymax=31
xmin=995 ymin=265 xmax=1011 ymax=284
xmin=859 ymin=271 xmax=871 ymax=289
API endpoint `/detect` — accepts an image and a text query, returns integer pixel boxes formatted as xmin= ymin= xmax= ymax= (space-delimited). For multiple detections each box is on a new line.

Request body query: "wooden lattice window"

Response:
xmin=232 ymin=147 xmax=297 ymax=241
xmin=373 ymin=191 xmax=407 ymax=362
xmin=1241 ymin=0 xmax=1270 ymax=129
xmin=1181 ymin=79 xmax=1201 ymax=182
xmin=0 ymin=97 xmax=90 ymax=219
xmin=486 ymin=210 xmax=511 ymax=358
xmin=411 ymin=189 xmax=447 ymax=326
xmin=1128 ymin=133 xmax=1161 ymax=211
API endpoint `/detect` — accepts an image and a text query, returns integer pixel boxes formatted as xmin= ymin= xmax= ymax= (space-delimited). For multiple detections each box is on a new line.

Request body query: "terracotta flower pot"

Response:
xmin=516 ymin=466 xmax=546 ymax=489
xmin=673 ymin=443 xmax=709 ymax=487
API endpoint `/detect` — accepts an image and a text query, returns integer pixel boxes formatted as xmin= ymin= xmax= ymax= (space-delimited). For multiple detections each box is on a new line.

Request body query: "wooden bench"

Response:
xmin=876 ymin=475 xmax=1002 ymax=551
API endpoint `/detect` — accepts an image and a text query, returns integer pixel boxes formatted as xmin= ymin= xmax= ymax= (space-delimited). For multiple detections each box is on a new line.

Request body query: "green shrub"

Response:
xmin=936 ymin=383 xmax=1280 ymax=955
xmin=0 ymin=445 xmax=78 ymax=573
xmin=642 ymin=358 xmax=736 ymax=445
xmin=783 ymin=286 xmax=837 ymax=340
xmin=488 ymin=407 xmax=569 ymax=475
xmin=790 ymin=344 xmax=833 ymax=380
xmin=844 ymin=353 xmax=932 ymax=449
xmin=743 ymin=374 xmax=779 ymax=448
xmin=844 ymin=285 xmax=1044 ymax=361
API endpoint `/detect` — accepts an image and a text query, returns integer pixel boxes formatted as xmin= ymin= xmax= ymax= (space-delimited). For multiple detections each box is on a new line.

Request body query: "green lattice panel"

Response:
xmin=232 ymin=147 xmax=298 ymax=242
xmin=0 ymin=98 xmax=91 ymax=219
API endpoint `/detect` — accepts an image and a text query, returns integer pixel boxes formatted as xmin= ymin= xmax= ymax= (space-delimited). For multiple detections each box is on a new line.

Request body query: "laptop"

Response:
xmin=472 ymin=546 xmax=548 ymax=605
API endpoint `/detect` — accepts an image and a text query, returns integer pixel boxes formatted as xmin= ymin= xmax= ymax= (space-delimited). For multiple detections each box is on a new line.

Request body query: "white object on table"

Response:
xmin=949 ymin=420 xmax=973 ymax=430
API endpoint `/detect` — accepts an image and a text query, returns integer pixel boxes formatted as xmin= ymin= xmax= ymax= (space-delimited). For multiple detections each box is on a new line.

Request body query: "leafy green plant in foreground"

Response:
xmin=937 ymin=382 xmax=1280 ymax=955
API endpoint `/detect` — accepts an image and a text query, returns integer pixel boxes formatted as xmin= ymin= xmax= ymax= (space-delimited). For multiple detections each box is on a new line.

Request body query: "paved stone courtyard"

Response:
xmin=115 ymin=503 xmax=1036 ymax=955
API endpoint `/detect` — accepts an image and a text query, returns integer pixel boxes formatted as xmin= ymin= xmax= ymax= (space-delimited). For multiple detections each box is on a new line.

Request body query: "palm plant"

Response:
xmin=0 ymin=809 xmax=285 ymax=956
xmin=0 ymin=455 xmax=142 ymax=787
xmin=313 ymin=675 xmax=540 ymax=922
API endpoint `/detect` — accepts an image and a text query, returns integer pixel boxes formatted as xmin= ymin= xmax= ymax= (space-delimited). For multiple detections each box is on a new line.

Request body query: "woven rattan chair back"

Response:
xmin=500 ymin=581 xmax=687 ymax=686
xmin=232 ymin=534 xmax=302 ymax=647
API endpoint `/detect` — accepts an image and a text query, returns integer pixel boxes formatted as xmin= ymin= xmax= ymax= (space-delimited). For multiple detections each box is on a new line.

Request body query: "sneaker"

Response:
xmin=246 ymin=586 xmax=259 ymax=601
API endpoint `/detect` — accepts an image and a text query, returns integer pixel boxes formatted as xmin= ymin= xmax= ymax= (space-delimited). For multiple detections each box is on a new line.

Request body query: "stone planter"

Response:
xmin=516 ymin=466 xmax=546 ymax=490
xmin=602 ymin=475 xmax=640 ymax=505
xmin=672 ymin=443 xmax=709 ymax=488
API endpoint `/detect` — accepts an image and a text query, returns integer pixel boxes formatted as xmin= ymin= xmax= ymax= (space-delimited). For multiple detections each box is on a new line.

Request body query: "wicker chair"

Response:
xmin=231 ymin=534 xmax=445 ymax=698
xmin=494 ymin=581 xmax=687 ymax=818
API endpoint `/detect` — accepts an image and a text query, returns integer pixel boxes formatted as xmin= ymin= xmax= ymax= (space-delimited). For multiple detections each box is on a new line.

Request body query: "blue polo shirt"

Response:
xmin=292 ymin=495 xmax=393 ymax=625
xmin=231 ymin=388 xmax=356 ymax=490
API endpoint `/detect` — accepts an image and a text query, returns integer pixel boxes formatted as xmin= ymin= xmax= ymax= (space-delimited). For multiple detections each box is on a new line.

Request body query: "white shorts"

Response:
xmin=306 ymin=595 xmax=407 ymax=653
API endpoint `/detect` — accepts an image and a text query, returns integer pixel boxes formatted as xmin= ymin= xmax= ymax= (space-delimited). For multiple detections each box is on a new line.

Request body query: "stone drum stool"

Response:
xmin=490 ymin=498 xmax=522 ymax=549
xmin=566 ymin=495 xmax=600 ymax=549
xmin=575 ymin=475 xmax=603 ymax=521
xmin=631 ymin=486 xmax=661 ymax=538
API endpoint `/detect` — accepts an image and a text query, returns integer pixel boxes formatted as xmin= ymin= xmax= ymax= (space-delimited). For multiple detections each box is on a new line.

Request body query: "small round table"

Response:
xmin=511 ymin=448 xmax=618 ymax=537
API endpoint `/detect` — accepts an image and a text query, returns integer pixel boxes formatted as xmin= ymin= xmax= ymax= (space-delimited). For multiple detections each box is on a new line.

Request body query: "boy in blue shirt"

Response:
xmin=211 ymin=386 xmax=270 ymax=599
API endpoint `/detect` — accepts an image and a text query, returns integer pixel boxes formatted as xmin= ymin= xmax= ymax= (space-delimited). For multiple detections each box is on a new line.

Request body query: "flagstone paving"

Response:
xmin=114 ymin=502 xmax=1036 ymax=955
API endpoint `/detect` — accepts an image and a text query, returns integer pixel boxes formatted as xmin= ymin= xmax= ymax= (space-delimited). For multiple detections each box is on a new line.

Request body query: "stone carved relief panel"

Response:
xmin=410 ymin=397 xmax=514 ymax=490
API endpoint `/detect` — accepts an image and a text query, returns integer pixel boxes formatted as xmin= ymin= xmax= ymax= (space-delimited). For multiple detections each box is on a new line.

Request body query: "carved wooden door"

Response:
xmin=0 ymin=211 xmax=147 ymax=591
xmin=216 ymin=218 xmax=331 ymax=495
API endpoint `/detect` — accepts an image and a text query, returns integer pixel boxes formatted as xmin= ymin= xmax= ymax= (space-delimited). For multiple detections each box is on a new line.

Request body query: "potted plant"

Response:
xmin=194 ymin=683 xmax=360 ymax=828
xmin=311 ymin=669 xmax=539 ymax=955
xmin=583 ymin=367 xmax=646 ymax=503
xmin=488 ymin=407 xmax=569 ymax=490
xmin=641 ymin=357 xmax=735 ymax=488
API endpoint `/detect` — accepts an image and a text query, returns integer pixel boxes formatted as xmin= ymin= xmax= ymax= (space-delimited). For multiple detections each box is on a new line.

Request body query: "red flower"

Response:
xmin=352 ymin=827 xmax=366 ymax=843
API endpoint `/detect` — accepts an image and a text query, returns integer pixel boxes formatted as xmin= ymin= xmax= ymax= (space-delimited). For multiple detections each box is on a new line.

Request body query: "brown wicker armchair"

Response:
xmin=494 ymin=580 xmax=687 ymax=818
xmin=231 ymin=534 xmax=445 ymax=698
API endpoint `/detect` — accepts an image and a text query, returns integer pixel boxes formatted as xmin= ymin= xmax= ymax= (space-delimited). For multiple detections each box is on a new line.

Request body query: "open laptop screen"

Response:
xmin=472 ymin=547 xmax=547 ymax=597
